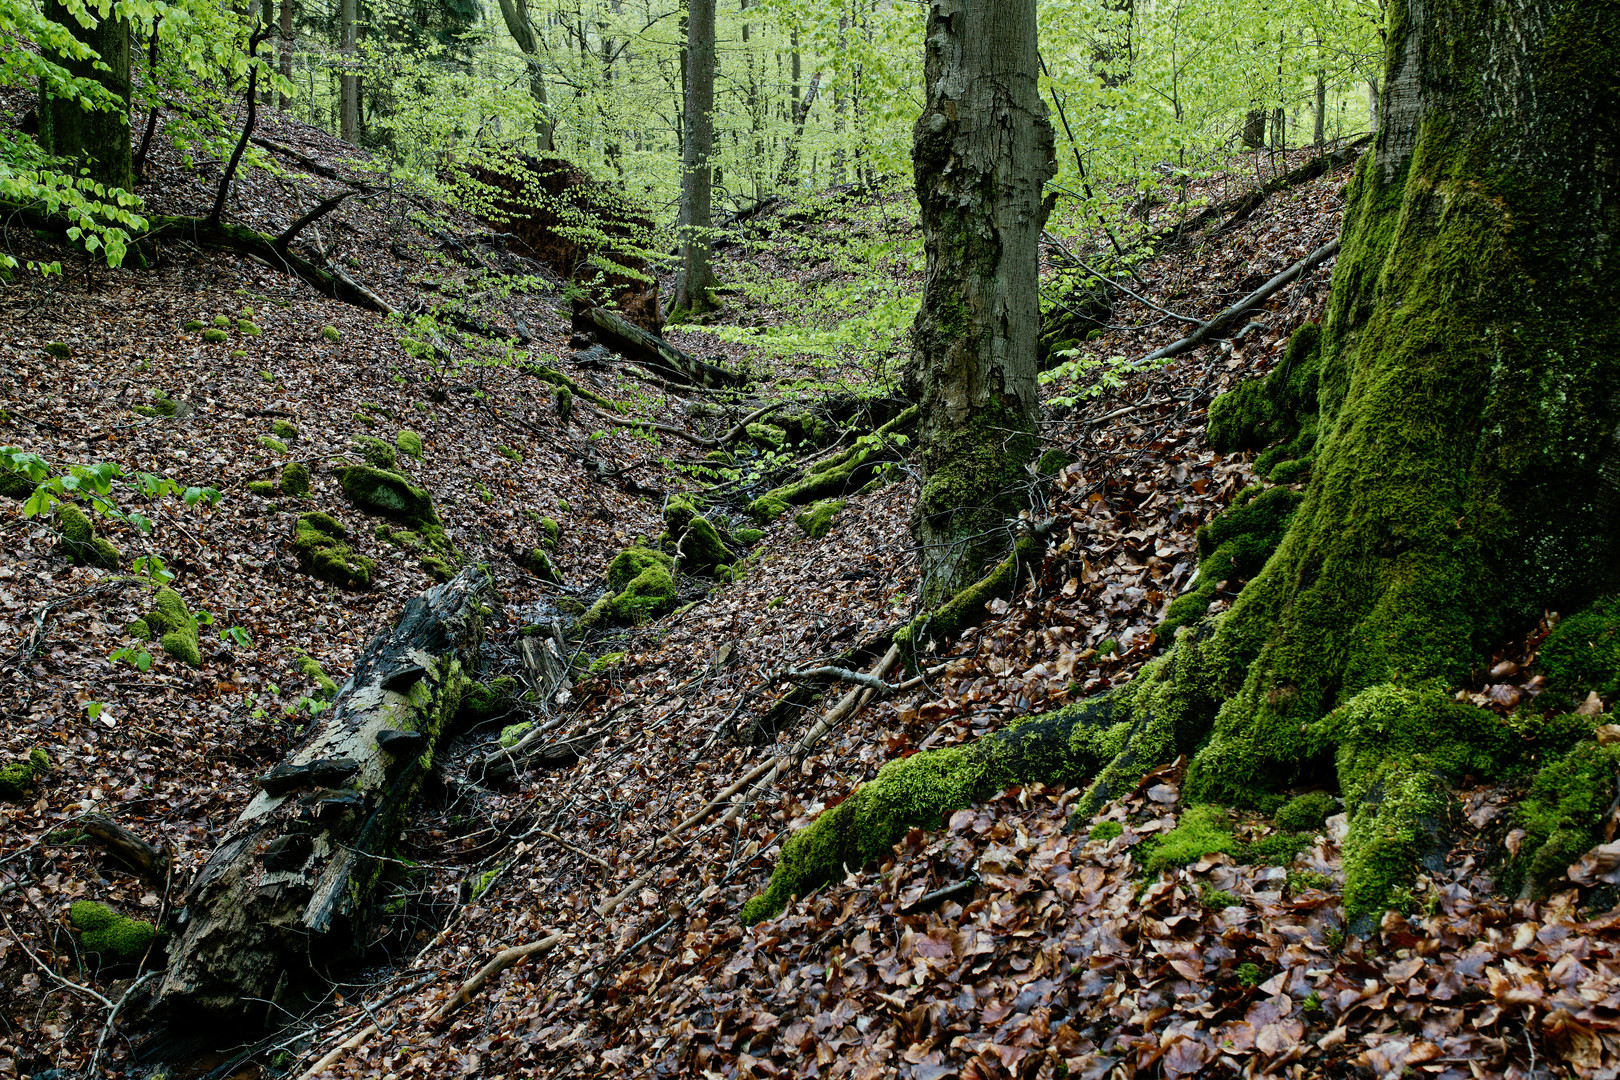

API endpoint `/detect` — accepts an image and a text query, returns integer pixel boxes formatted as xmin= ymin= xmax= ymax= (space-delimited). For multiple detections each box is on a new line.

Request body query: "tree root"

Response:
xmin=748 ymin=405 xmax=918 ymax=520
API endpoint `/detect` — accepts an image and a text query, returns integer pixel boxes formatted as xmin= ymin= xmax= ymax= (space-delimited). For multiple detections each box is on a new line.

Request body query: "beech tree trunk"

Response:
xmin=154 ymin=569 xmax=490 ymax=1022
xmin=496 ymin=0 xmax=555 ymax=152
xmin=905 ymin=0 xmax=1056 ymax=606
xmin=339 ymin=0 xmax=359 ymax=144
xmin=38 ymin=0 xmax=132 ymax=192
xmin=278 ymin=0 xmax=294 ymax=111
xmin=673 ymin=0 xmax=715 ymax=316
xmin=746 ymin=0 xmax=1620 ymax=932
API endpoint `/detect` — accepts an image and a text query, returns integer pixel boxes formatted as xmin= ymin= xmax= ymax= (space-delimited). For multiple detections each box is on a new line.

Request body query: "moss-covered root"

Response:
xmin=1319 ymin=684 xmax=1519 ymax=932
xmin=742 ymin=694 xmax=1129 ymax=924
xmin=70 ymin=900 xmax=158 ymax=959
xmin=1158 ymin=485 xmax=1303 ymax=639
xmin=894 ymin=534 xmax=1044 ymax=653
xmin=1207 ymin=321 xmax=1323 ymax=484
xmin=747 ymin=405 xmax=919 ymax=521
xmin=56 ymin=503 xmax=121 ymax=569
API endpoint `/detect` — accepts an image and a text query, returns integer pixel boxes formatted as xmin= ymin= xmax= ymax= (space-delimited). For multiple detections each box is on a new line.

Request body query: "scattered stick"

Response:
xmin=77 ymin=815 xmax=170 ymax=886
xmin=429 ymin=934 xmax=566 ymax=1023
xmin=273 ymin=189 xmax=361 ymax=257
xmin=586 ymin=401 xmax=780 ymax=450
xmin=536 ymin=828 xmax=615 ymax=871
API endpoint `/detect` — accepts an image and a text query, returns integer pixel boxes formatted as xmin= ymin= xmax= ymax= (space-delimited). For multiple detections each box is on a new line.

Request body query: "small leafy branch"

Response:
xmin=2 ymin=447 xmax=222 ymax=534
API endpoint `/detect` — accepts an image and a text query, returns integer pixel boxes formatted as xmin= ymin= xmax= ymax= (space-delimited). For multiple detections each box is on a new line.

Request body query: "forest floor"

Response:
xmin=3 ymin=107 xmax=1618 ymax=1080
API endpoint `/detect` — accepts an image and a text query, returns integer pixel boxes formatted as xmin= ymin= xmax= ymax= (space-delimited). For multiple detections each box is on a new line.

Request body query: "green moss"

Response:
xmin=748 ymin=422 xmax=787 ymax=449
xmin=794 ymin=498 xmax=844 ymax=540
xmin=203 ymin=328 xmax=228 ymax=344
xmin=555 ymin=386 xmax=573 ymax=421
xmin=1088 ymin=820 xmax=1123 ymax=843
xmin=588 ymin=651 xmax=625 ymax=675
xmin=213 ymin=315 xmax=231 ymax=328
xmin=751 ymin=407 xmax=919 ymax=519
xmin=336 ymin=466 xmax=437 ymax=525
xmin=150 ymin=588 xmax=201 ymax=666
xmin=293 ymin=650 xmax=339 ymax=700
xmin=420 ymin=555 xmax=454 ymax=582
xmin=260 ymin=371 xmax=276 ymax=383
xmin=247 ymin=480 xmax=276 ymax=497
xmin=748 ymin=494 xmax=791 ymax=522
xmin=606 ymin=546 xmax=673 ymax=591
xmin=271 ymin=419 xmax=299 ymax=440
xmin=293 ymin=511 xmax=376 ymax=589
xmin=0 ymin=749 xmax=49 ymax=801
xmin=734 ymin=527 xmax=764 ymax=545
xmin=539 ymin=517 xmax=560 ymax=548
xmin=258 ymin=436 xmax=288 ymax=454
xmin=520 ymin=547 xmax=560 ymax=583
xmin=1199 ymin=885 xmax=1241 ymax=910
xmin=1235 ymin=962 xmax=1264 ymax=987
xmin=0 ymin=465 xmax=35 ymax=500
xmin=1504 ymin=737 xmax=1620 ymax=897
xmin=351 ymin=435 xmax=397 ymax=470
xmin=1208 ymin=322 xmax=1322 ymax=459
xmin=1287 ymin=869 xmax=1336 ymax=895
xmin=43 ymin=341 xmax=71 ymax=358
xmin=69 ymin=901 xmax=156 ymax=959
xmin=895 ymin=535 xmax=1044 ymax=652
xmin=1143 ymin=804 xmax=1235 ymax=873
xmin=395 ymin=429 xmax=423 ymax=458
xmin=1037 ymin=449 xmax=1076 ymax=477
xmin=578 ymin=563 xmax=678 ymax=631
xmin=127 ymin=618 xmax=151 ymax=640
xmin=1537 ymin=596 xmax=1620 ymax=711
xmin=460 ymin=676 xmax=522 ymax=721
xmin=322 ymin=325 xmax=341 ymax=343
xmin=1274 ymin=791 xmax=1337 ymax=833
xmin=498 ymin=722 xmax=533 ymax=748
xmin=182 ymin=320 xmax=206 ymax=332
xmin=237 ymin=319 xmax=262 ymax=336
xmin=1159 ymin=486 xmax=1303 ymax=640
xmin=56 ymin=503 xmax=120 ymax=568
xmin=279 ymin=461 xmax=310 ymax=497
xmin=498 ymin=445 xmax=523 ymax=463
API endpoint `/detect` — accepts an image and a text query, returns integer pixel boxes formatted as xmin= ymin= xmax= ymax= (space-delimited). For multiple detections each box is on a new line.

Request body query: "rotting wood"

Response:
xmin=577 ymin=305 xmax=746 ymax=388
xmin=586 ymin=400 xmax=781 ymax=450
xmin=152 ymin=568 xmax=491 ymax=1023
xmin=77 ymin=815 xmax=169 ymax=887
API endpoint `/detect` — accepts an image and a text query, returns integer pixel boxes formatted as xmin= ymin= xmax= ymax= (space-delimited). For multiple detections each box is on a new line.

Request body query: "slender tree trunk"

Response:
xmin=339 ymin=0 xmax=358 ymax=143
xmin=278 ymin=0 xmax=293 ymax=111
xmin=496 ymin=0 xmax=555 ymax=153
xmin=906 ymin=0 xmax=1056 ymax=605
xmin=1313 ymin=70 xmax=1326 ymax=144
xmin=831 ymin=11 xmax=848 ymax=187
xmin=774 ymin=72 xmax=820 ymax=189
xmin=39 ymin=0 xmax=133 ymax=192
xmin=673 ymin=0 xmax=715 ymax=315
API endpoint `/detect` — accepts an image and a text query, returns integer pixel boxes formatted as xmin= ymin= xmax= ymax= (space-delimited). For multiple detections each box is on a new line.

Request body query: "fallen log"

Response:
xmin=577 ymin=304 xmax=746 ymax=388
xmin=153 ymin=567 xmax=492 ymax=1024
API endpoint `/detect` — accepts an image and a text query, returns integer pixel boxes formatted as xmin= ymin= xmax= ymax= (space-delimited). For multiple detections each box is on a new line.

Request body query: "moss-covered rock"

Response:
xmin=0 ymin=465 xmax=34 ymax=500
xmin=747 ymin=494 xmax=791 ymax=522
xmin=182 ymin=320 xmax=206 ymax=332
xmin=148 ymin=588 xmax=201 ymax=666
xmin=351 ymin=435 xmax=397 ymax=470
xmin=0 ymin=749 xmax=49 ymax=801
xmin=322 ymin=325 xmax=341 ymax=343
xmin=606 ymin=546 xmax=674 ymax=591
xmin=520 ymin=547 xmax=560 ymax=583
xmin=578 ymin=564 xmax=678 ymax=631
xmin=1503 ymin=737 xmax=1620 ymax=898
xmin=247 ymin=480 xmax=277 ymax=497
xmin=69 ymin=901 xmax=157 ymax=959
xmin=279 ymin=461 xmax=310 ymax=497
xmin=213 ymin=314 xmax=231 ymax=328
xmin=258 ymin=436 xmax=288 ymax=454
xmin=271 ymin=419 xmax=299 ymax=440
xmin=420 ymin=555 xmax=454 ymax=582
xmin=56 ymin=504 xmax=120 ymax=568
xmin=1274 ymin=791 xmax=1337 ymax=833
xmin=747 ymin=422 xmax=788 ymax=449
xmin=336 ymin=466 xmax=436 ymax=524
xmin=539 ymin=516 xmax=560 ymax=549
xmin=795 ymin=498 xmax=844 ymax=540
xmin=203 ymin=328 xmax=229 ymax=344
xmin=128 ymin=618 xmax=151 ymax=640
xmin=733 ymin=527 xmax=764 ymax=545
xmin=43 ymin=341 xmax=71 ymax=358
xmin=396 ymin=429 xmax=423 ymax=458
xmin=237 ymin=319 xmax=262 ymax=336
xmin=293 ymin=511 xmax=376 ymax=589
xmin=1537 ymin=596 xmax=1620 ymax=712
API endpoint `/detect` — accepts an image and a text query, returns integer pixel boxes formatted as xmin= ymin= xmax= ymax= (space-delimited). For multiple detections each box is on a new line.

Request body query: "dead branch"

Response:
xmin=273 ymin=189 xmax=360 ymax=257
xmin=587 ymin=401 xmax=780 ymax=450
xmin=77 ymin=815 xmax=169 ymax=887
xmin=429 ymin=934 xmax=566 ymax=1023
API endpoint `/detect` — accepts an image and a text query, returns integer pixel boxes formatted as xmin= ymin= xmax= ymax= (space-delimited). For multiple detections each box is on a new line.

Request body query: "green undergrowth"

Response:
xmin=129 ymin=587 xmax=201 ymax=665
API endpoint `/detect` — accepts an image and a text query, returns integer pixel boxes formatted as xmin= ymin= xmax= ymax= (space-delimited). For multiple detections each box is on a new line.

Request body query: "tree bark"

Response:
xmin=38 ymin=0 xmax=132 ymax=192
xmin=496 ymin=0 xmax=554 ymax=152
xmin=339 ymin=0 xmax=359 ymax=144
xmin=905 ymin=0 xmax=1056 ymax=606
xmin=773 ymin=72 xmax=821 ymax=189
xmin=154 ymin=569 xmax=490 ymax=1021
xmin=747 ymin=0 xmax=1620 ymax=933
xmin=673 ymin=0 xmax=716 ymax=316
xmin=279 ymin=0 xmax=294 ymax=111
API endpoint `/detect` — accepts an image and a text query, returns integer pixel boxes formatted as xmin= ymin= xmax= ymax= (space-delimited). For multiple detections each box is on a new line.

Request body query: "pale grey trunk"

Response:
xmin=278 ymin=0 xmax=293 ymax=111
xmin=339 ymin=0 xmax=358 ymax=143
xmin=674 ymin=0 xmax=716 ymax=313
xmin=907 ymin=0 xmax=1056 ymax=605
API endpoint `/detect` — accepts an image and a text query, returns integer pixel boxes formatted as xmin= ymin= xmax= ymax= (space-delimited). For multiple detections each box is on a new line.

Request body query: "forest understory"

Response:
xmin=5 ymin=103 xmax=1620 ymax=1080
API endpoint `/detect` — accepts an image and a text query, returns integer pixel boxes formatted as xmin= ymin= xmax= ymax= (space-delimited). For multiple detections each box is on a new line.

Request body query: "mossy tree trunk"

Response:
xmin=38 ymin=0 xmax=132 ymax=193
xmin=747 ymin=0 xmax=1620 ymax=930
xmin=906 ymin=0 xmax=1055 ymax=606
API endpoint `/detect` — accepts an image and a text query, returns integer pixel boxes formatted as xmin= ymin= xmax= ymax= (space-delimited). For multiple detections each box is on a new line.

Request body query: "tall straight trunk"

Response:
xmin=39 ymin=0 xmax=132 ymax=193
xmin=278 ymin=0 xmax=294 ymax=110
xmin=339 ymin=0 xmax=358 ymax=143
xmin=746 ymin=0 xmax=1620 ymax=934
xmin=831 ymin=11 xmax=848 ymax=187
xmin=774 ymin=71 xmax=820 ymax=189
xmin=673 ymin=0 xmax=715 ymax=315
xmin=906 ymin=0 xmax=1056 ymax=605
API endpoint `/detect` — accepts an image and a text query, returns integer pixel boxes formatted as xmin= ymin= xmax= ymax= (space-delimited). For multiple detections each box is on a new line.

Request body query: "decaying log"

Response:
xmin=153 ymin=568 xmax=492 ymax=1023
xmin=78 ymin=815 xmax=170 ymax=887
xmin=577 ymin=305 xmax=746 ymax=388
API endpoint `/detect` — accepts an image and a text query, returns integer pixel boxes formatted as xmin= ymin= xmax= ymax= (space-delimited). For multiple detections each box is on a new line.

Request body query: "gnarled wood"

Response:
xmin=153 ymin=568 xmax=491 ymax=1023
xmin=577 ymin=304 xmax=745 ymax=388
